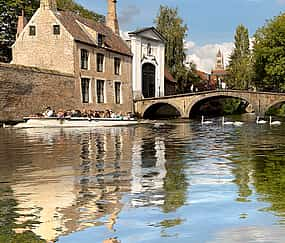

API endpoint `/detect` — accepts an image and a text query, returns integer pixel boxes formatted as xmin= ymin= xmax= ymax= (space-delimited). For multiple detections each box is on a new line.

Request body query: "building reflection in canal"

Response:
xmin=5 ymin=125 xmax=184 ymax=242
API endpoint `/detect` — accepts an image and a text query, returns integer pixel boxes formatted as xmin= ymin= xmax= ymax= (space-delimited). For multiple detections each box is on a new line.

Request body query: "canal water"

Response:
xmin=0 ymin=115 xmax=285 ymax=243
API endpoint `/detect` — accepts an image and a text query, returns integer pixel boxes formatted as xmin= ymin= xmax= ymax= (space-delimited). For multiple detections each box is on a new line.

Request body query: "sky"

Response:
xmin=77 ymin=0 xmax=285 ymax=72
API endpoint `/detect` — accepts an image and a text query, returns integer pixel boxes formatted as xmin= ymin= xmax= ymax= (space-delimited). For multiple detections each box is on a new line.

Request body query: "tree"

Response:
xmin=227 ymin=24 xmax=253 ymax=89
xmin=155 ymin=6 xmax=198 ymax=93
xmin=0 ymin=0 xmax=104 ymax=62
xmin=253 ymin=13 xmax=285 ymax=92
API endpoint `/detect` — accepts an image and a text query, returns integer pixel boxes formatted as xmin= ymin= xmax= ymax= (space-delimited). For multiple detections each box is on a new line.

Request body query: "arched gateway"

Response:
xmin=142 ymin=63 xmax=156 ymax=98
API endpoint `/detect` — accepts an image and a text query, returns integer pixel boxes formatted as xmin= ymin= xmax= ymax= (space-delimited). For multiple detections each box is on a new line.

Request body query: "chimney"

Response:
xmin=16 ymin=10 xmax=27 ymax=39
xmin=40 ymin=0 xmax=57 ymax=11
xmin=106 ymin=0 xmax=119 ymax=35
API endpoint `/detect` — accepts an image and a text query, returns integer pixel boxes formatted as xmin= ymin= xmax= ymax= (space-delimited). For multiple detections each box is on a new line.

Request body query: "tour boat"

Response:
xmin=8 ymin=117 xmax=139 ymax=128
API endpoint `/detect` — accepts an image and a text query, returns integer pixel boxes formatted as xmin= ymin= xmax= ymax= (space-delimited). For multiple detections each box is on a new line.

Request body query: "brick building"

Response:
xmin=11 ymin=0 xmax=133 ymax=114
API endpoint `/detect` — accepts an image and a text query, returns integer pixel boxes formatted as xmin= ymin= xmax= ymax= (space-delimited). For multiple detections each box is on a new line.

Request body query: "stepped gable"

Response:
xmin=55 ymin=11 xmax=132 ymax=56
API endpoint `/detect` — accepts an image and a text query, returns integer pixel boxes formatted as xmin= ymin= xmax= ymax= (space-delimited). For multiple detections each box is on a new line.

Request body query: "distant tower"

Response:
xmin=40 ymin=0 xmax=57 ymax=10
xmin=215 ymin=49 xmax=224 ymax=70
xmin=106 ymin=0 xmax=120 ymax=35
xmin=16 ymin=10 xmax=27 ymax=39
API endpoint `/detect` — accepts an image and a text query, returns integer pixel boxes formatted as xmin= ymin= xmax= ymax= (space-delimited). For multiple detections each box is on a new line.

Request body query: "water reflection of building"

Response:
xmin=10 ymin=128 xmax=134 ymax=242
xmin=4 ymin=124 xmax=189 ymax=242
xmin=130 ymin=129 xmax=167 ymax=207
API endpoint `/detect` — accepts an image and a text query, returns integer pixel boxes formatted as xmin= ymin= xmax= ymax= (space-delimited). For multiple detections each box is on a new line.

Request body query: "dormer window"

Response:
xmin=29 ymin=26 xmax=36 ymax=36
xmin=98 ymin=33 xmax=104 ymax=47
xmin=53 ymin=25 xmax=60 ymax=35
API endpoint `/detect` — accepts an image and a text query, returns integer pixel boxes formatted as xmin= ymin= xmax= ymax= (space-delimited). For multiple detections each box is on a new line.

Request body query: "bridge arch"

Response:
xmin=142 ymin=102 xmax=182 ymax=119
xmin=265 ymin=99 xmax=285 ymax=114
xmin=186 ymin=93 xmax=255 ymax=118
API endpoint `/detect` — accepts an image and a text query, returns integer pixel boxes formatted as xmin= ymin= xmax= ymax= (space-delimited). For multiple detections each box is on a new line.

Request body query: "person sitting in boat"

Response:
xmin=71 ymin=109 xmax=81 ymax=117
xmin=94 ymin=111 xmax=101 ymax=118
xmin=104 ymin=109 xmax=111 ymax=118
xmin=110 ymin=110 xmax=117 ymax=118
xmin=81 ymin=109 xmax=88 ymax=118
xmin=43 ymin=107 xmax=54 ymax=117
xmin=57 ymin=109 xmax=65 ymax=118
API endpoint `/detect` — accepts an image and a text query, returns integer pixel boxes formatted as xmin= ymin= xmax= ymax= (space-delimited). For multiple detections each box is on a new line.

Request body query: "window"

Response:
xmin=98 ymin=33 xmax=104 ymax=47
xmin=81 ymin=78 xmax=90 ymax=103
xmin=29 ymin=26 xmax=36 ymax=36
xmin=53 ymin=25 xmax=60 ymax=35
xmin=114 ymin=57 xmax=121 ymax=75
xmin=97 ymin=53 xmax=104 ymax=72
xmin=147 ymin=43 xmax=152 ymax=55
xmin=96 ymin=79 xmax=105 ymax=103
xmin=81 ymin=49 xmax=89 ymax=70
xmin=114 ymin=82 xmax=121 ymax=104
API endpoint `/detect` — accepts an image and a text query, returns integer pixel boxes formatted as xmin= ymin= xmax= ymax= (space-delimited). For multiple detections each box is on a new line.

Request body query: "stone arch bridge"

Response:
xmin=134 ymin=90 xmax=285 ymax=118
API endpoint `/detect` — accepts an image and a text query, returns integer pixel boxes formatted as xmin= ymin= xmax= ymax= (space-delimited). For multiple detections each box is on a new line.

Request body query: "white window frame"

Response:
xmin=114 ymin=57 xmax=121 ymax=75
xmin=96 ymin=53 xmax=105 ymax=73
xmin=81 ymin=77 xmax=92 ymax=104
xmin=114 ymin=81 xmax=122 ymax=104
xmin=80 ymin=49 xmax=90 ymax=70
xmin=96 ymin=79 xmax=106 ymax=104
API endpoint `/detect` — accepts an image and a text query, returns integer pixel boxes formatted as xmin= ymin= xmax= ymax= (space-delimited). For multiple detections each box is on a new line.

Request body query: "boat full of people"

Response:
xmin=12 ymin=117 xmax=138 ymax=128
xmin=7 ymin=107 xmax=139 ymax=128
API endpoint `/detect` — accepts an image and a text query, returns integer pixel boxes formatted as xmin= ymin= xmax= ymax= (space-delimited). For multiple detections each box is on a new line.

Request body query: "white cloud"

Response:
xmin=185 ymin=41 xmax=234 ymax=73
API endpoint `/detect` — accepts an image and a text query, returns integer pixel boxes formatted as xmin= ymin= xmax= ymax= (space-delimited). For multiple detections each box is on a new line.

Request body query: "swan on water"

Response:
xmin=233 ymin=121 xmax=244 ymax=126
xmin=201 ymin=116 xmax=213 ymax=125
xmin=269 ymin=116 xmax=281 ymax=126
xmin=222 ymin=117 xmax=234 ymax=125
xmin=256 ymin=116 xmax=267 ymax=124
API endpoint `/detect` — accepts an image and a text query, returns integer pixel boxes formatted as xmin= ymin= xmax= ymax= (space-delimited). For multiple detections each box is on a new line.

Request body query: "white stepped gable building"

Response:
xmin=125 ymin=27 xmax=166 ymax=100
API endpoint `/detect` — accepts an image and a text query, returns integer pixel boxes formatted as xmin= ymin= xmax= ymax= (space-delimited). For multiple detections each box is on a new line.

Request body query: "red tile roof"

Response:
xmin=55 ymin=11 xmax=132 ymax=56
xmin=164 ymin=67 xmax=176 ymax=83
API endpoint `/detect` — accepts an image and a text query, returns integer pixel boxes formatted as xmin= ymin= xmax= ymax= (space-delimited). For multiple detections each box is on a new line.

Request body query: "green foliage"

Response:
xmin=266 ymin=103 xmax=285 ymax=117
xmin=222 ymin=98 xmax=243 ymax=115
xmin=253 ymin=13 xmax=285 ymax=91
xmin=0 ymin=0 xmax=103 ymax=62
xmin=227 ymin=24 xmax=254 ymax=89
xmin=155 ymin=6 xmax=199 ymax=93
xmin=175 ymin=63 xmax=200 ymax=93
xmin=57 ymin=0 xmax=104 ymax=23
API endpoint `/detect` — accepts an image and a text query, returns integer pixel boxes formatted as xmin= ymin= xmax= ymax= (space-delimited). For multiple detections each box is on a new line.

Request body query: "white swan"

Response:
xmin=269 ymin=116 xmax=281 ymax=126
xmin=222 ymin=116 xmax=234 ymax=125
xmin=233 ymin=121 xmax=244 ymax=126
xmin=201 ymin=115 xmax=213 ymax=125
xmin=256 ymin=116 xmax=267 ymax=124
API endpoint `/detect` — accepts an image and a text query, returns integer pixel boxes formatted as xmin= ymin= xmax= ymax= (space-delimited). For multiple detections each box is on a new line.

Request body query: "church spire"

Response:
xmin=106 ymin=0 xmax=120 ymax=35
xmin=215 ymin=49 xmax=224 ymax=70
xmin=40 ymin=0 xmax=57 ymax=11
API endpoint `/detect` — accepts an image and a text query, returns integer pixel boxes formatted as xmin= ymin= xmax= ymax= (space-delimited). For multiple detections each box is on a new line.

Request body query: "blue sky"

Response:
xmin=77 ymin=0 xmax=285 ymax=72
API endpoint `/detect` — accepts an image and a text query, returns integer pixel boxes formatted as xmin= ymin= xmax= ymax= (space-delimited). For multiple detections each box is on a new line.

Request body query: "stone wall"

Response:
xmin=0 ymin=63 xmax=77 ymax=121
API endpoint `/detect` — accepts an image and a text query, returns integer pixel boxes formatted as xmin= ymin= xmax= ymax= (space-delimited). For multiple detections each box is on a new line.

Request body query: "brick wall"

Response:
xmin=0 ymin=62 xmax=134 ymax=121
xmin=0 ymin=63 xmax=77 ymax=121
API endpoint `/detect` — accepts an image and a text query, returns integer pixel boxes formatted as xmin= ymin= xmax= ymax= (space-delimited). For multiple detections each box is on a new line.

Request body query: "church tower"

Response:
xmin=215 ymin=49 xmax=224 ymax=70
xmin=106 ymin=0 xmax=120 ymax=35
xmin=40 ymin=0 xmax=57 ymax=11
